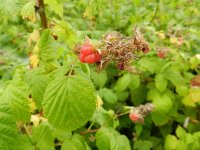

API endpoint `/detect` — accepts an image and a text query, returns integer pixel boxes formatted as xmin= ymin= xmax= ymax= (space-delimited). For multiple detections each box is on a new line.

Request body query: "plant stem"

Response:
xmin=80 ymin=128 xmax=99 ymax=135
xmin=116 ymin=111 xmax=130 ymax=117
xmin=36 ymin=0 xmax=48 ymax=29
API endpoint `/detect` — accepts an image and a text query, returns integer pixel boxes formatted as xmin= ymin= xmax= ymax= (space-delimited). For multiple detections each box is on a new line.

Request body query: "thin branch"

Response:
xmin=116 ymin=111 xmax=130 ymax=117
xmin=80 ymin=129 xmax=99 ymax=135
xmin=36 ymin=0 xmax=48 ymax=29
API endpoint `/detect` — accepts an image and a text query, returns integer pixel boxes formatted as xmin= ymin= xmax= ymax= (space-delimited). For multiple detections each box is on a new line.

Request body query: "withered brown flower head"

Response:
xmin=74 ymin=28 xmax=150 ymax=72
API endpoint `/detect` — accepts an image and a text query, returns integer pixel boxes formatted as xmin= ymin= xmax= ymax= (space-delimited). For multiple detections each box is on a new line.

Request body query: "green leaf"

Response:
xmin=147 ymin=88 xmax=161 ymax=101
xmin=116 ymin=91 xmax=129 ymax=102
xmin=38 ymin=29 xmax=58 ymax=62
xmin=176 ymin=85 xmax=189 ymax=96
xmin=15 ymin=135 xmax=34 ymax=150
xmin=131 ymin=85 xmax=148 ymax=106
xmin=128 ymin=74 xmax=140 ymax=90
xmin=1 ymin=75 xmax=30 ymax=121
xmin=0 ymin=102 xmax=19 ymax=150
xmin=151 ymin=112 xmax=169 ymax=126
xmin=185 ymin=133 xmax=195 ymax=144
xmin=155 ymin=73 xmax=167 ymax=92
xmin=96 ymin=127 xmax=131 ymax=150
xmin=24 ymin=69 xmax=51 ymax=109
xmin=137 ymin=57 xmax=164 ymax=74
xmin=21 ymin=0 xmax=36 ymax=22
xmin=164 ymin=135 xmax=178 ymax=150
xmin=44 ymin=0 xmax=63 ymax=18
xmin=151 ymin=93 xmax=173 ymax=125
xmin=92 ymin=107 xmax=119 ymax=128
xmin=115 ymin=74 xmax=132 ymax=92
xmin=133 ymin=140 xmax=153 ymax=150
xmin=164 ymin=66 xmax=185 ymax=87
xmin=52 ymin=21 xmax=81 ymax=49
xmin=176 ymin=126 xmax=187 ymax=139
xmin=0 ymin=0 xmax=25 ymax=19
xmin=43 ymin=75 xmax=96 ymax=132
xmin=182 ymin=88 xmax=200 ymax=107
xmin=176 ymin=140 xmax=188 ymax=150
xmin=91 ymin=69 xmax=107 ymax=88
xmin=61 ymin=134 xmax=91 ymax=150
xmin=32 ymin=122 xmax=54 ymax=149
xmin=98 ymin=88 xmax=118 ymax=104
xmin=153 ymin=94 xmax=173 ymax=114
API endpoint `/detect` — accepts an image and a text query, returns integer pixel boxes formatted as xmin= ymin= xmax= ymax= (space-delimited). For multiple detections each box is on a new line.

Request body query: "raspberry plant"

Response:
xmin=0 ymin=0 xmax=200 ymax=150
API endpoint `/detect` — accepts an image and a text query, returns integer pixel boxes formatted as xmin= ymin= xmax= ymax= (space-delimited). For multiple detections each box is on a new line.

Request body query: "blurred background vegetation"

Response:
xmin=0 ymin=0 xmax=200 ymax=149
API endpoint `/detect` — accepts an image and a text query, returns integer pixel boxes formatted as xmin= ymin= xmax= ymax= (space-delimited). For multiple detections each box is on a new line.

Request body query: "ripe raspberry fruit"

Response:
xmin=157 ymin=51 xmax=166 ymax=59
xmin=80 ymin=44 xmax=94 ymax=56
xmin=79 ymin=53 xmax=86 ymax=63
xmin=129 ymin=112 xmax=139 ymax=123
xmin=95 ymin=52 xmax=101 ymax=62
xmin=85 ymin=54 xmax=96 ymax=64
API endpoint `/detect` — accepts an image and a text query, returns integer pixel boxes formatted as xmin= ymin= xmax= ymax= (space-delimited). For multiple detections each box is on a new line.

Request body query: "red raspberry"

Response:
xmin=85 ymin=54 xmax=96 ymax=64
xmin=80 ymin=44 xmax=94 ymax=56
xmin=129 ymin=112 xmax=139 ymax=123
xmin=95 ymin=52 xmax=101 ymax=62
xmin=79 ymin=53 xmax=86 ymax=63
xmin=157 ymin=51 xmax=166 ymax=59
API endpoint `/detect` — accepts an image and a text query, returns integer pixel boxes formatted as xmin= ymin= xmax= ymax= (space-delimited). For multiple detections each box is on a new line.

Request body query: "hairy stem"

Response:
xmin=36 ymin=0 xmax=48 ymax=29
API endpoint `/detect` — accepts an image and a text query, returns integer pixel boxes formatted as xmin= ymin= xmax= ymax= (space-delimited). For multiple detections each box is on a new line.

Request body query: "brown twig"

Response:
xmin=80 ymin=129 xmax=100 ymax=135
xmin=36 ymin=0 xmax=48 ymax=29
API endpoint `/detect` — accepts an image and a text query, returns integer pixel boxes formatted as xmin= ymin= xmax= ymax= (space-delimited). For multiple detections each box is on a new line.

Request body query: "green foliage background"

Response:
xmin=0 ymin=0 xmax=200 ymax=150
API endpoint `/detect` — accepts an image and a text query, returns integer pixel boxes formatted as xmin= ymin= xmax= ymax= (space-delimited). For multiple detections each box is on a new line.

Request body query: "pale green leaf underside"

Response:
xmin=43 ymin=75 xmax=96 ymax=132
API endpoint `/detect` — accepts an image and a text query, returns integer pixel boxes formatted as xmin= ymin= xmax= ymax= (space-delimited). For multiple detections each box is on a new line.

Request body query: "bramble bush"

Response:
xmin=0 ymin=0 xmax=200 ymax=150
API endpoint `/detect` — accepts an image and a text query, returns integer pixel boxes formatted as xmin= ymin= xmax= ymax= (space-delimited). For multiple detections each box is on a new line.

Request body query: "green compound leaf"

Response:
xmin=43 ymin=75 xmax=96 ymax=132
xmin=32 ymin=122 xmax=54 ymax=150
xmin=0 ymin=102 xmax=19 ymax=150
xmin=1 ymin=74 xmax=30 ymax=122
xmin=96 ymin=127 xmax=131 ymax=150
xmin=98 ymin=88 xmax=118 ymax=104
xmin=38 ymin=29 xmax=58 ymax=62
xmin=24 ymin=69 xmax=51 ymax=109
xmin=92 ymin=107 xmax=119 ymax=128
xmin=114 ymin=74 xmax=131 ymax=92
xmin=61 ymin=134 xmax=91 ymax=150
xmin=44 ymin=0 xmax=63 ymax=18
xmin=90 ymin=69 xmax=108 ymax=88
xmin=21 ymin=0 xmax=36 ymax=22
xmin=155 ymin=73 xmax=168 ymax=92
xmin=151 ymin=94 xmax=173 ymax=126
xmin=134 ymin=140 xmax=153 ymax=150
xmin=164 ymin=135 xmax=178 ymax=150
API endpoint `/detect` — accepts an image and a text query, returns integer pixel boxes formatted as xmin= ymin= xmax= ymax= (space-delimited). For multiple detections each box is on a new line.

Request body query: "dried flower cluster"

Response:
xmin=129 ymin=103 xmax=155 ymax=123
xmin=74 ymin=28 xmax=150 ymax=72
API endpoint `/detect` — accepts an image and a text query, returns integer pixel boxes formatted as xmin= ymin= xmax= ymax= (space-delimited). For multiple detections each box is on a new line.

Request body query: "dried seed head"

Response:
xmin=74 ymin=27 xmax=150 ymax=72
